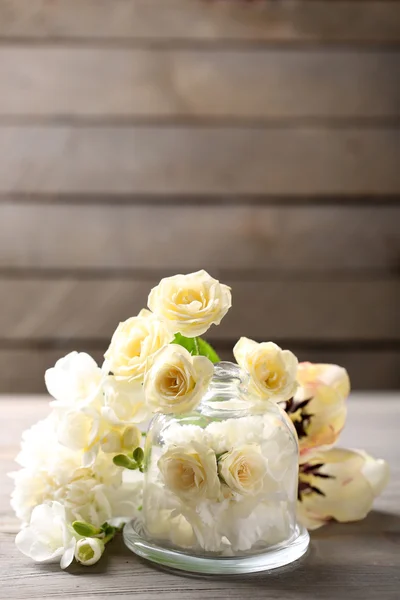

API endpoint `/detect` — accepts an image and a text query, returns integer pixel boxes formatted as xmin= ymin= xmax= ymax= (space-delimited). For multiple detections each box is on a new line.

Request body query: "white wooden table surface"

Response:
xmin=0 ymin=393 xmax=399 ymax=600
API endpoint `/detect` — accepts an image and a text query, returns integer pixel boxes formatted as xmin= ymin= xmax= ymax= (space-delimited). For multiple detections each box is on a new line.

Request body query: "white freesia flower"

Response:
xmin=15 ymin=502 xmax=76 ymax=568
xmin=100 ymin=425 xmax=142 ymax=454
xmin=104 ymin=309 xmax=173 ymax=382
xmin=297 ymin=448 xmax=390 ymax=530
xmin=218 ymin=444 xmax=268 ymax=496
xmin=233 ymin=338 xmax=298 ymax=402
xmin=14 ymin=415 xmax=64 ymax=470
xmin=11 ymin=416 xmax=138 ymax=526
xmin=148 ymin=270 xmax=232 ymax=337
xmin=12 ymin=457 xmax=140 ymax=528
xmin=55 ymin=407 xmax=101 ymax=466
xmin=144 ymin=345 xmax=214 ymax=414
xmin=45 ymin=352 xmax=103 ymax=408
xmin=102 ymin=377 xmax=149 ymax=426
xmin=74 ymin=537 xmax=105 ymax=566
xmin=158 ymin=442 xmax=220 ymax=502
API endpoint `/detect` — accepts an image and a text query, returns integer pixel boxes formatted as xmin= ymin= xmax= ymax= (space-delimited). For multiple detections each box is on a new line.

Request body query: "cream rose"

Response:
xmin=147 ymin=270 xmax=232 ymax=337
xmin=144 ymin=344 xmax=214 ymax=414
xmin=104 ymin=309 xmax=173 ymax=382
xmin=233 ymin=338 xmax=298 ymax=402
xmin=158 ymin=442 xmax=220 ymax=501
xmin=218 ymin=444 xmax=267 ymax=496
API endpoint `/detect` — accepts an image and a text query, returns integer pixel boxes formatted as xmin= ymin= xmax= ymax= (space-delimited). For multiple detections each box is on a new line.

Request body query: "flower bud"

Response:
xmin=72 ymin=521 xmax=101 ymax=537
xmin=74 ymin=537 xmax=105 ymax=566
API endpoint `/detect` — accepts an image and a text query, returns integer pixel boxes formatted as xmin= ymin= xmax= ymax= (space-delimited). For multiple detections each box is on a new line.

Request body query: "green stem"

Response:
xmin=103 ymin=532 xmax=115 ymax=545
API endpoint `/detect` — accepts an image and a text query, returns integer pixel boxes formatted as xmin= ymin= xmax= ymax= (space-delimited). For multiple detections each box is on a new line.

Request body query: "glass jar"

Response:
xmin=123 ymin=362 xmax=309 ymax=573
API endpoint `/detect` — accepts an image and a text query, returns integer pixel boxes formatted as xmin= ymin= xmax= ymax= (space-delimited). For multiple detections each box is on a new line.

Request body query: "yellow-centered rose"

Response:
xmin=147 ymin=270 xmax=232 ymax=337
xmin=158 ymin=442 xmax=220 ymax=502
xmin=233 ymin=338 xmax=298 ymax=402
xmin=218 ymin=444 xmax=267 ymax=496
xmin=144 ymin=345 xmax=214 ymax=414
xmin=104 ymin=309 xmax=173 ymax=382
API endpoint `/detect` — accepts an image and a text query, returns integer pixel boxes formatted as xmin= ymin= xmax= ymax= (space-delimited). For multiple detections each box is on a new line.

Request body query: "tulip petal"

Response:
xmin=297 ymin=448 xmax=389 ymax=529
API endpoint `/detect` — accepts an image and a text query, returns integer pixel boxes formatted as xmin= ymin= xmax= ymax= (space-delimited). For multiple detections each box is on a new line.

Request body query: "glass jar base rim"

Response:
xmin=123 ymin=519 xmax=310 ymax=575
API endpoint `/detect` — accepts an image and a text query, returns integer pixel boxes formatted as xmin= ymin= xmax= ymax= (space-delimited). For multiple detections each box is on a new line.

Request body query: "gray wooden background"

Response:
xmin=0 ymin=0 xmax=399 ymax=393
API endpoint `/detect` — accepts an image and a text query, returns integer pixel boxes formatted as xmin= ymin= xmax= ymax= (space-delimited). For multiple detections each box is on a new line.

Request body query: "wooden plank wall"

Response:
xmin=0 ymin=0 xmax=399 ymax=392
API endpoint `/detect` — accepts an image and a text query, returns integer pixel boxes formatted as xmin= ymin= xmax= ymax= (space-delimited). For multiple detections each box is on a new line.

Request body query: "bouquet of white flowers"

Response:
xmin=12 ymin=270 xmax=389 ymax=569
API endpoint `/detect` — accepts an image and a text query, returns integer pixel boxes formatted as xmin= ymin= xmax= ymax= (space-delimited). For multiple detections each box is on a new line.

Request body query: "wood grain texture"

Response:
xmin=1 ymin=48 xmax=399 ymax=118
xmin=0 ymin=0 xmax=399 ymax=43
xmin=1 ymin=126 xmax=399 ymax=195
xmin=1 ymin=348 xmax=399 ymax=394
xmin=1 ymin=395 xmax=399 ymax=599
xmin=1 ymin=205 xmax=399 ymax=271
xmin=1 ymin=278 xmax=399 ymax=342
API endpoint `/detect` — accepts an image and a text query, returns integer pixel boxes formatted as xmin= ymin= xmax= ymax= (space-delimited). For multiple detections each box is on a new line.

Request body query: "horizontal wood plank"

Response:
xmin=1 ymin=205 xmax=399 ymax=271
xmin=1 ymin=48 xmax=399 ymax=119
xmin=0 ymin=278 xmax=398 ymax=342
xmin=0 ymin=0 xmax=399 ymax=44
xmin=1 ymin=348 xmax=399 ymax=394
xmin=1 ymin=127 xmax=399 ymax=195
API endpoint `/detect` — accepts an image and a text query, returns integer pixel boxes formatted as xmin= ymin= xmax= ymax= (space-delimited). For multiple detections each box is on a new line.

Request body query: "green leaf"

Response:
xmin=196 ymin=338 xmax=221 ymax=364
xmin=113 ymin=454 xmax=139 ymax=470
xmin=72 ymin=521 xmax=102 ymax=537
xmin=132 ymin=446 xmax=144 ymax=464
xmin=171 ymin=333 xmax=220 ymax=363
xmin=101 ymin=523 xmax=116 ymax=536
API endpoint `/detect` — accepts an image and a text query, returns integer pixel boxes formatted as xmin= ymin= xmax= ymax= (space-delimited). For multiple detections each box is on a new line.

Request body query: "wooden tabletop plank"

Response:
xmin=1 ymin=127 xmax=399 ymax=195
xmin=1 ymin=48 xmax=399 ymax=119
xmin=1 ymin=205 xmax=399 ymax=271
xmin=1 ymin=278 xmax=398 ymax=342
xmin=1 ymin=0 xmax=399 ymax=44
xmin=0 ymin=393 xmax=399 ymax=599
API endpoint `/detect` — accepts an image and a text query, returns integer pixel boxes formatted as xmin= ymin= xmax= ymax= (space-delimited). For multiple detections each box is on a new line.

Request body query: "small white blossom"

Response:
xmin=74 ymin=537 xmax=105 ymax=566
xmin=15 ymin=502 xmax=77 ymax=568
xmin=45 ymin=352 xmax=103 ymax=408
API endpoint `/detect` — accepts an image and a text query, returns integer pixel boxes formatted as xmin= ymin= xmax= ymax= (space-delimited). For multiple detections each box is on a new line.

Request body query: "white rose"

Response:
xmin=45 ymin=352 xmax=103 ymax=408
xmin=74 ymin=537 xmax=105 ymax=566
xmin=233 ymin=338 xmax=298 ymax=402
xmin=148 ymin=270 xmax=232 ymax=337
xmin=15 ymin=502 xmax=76 ymax=569
xmin=101 ymin=377 xmax=149 ymax=426
xmin=104 ymin=309 xmax=173 ymax=382
xmin=144 ymin=344 xmax=214 ymax=414
xmin=218 ymin=444 xmax=267 ymax=496
xmin=158 ymin=442 xmax=220 ymax=502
